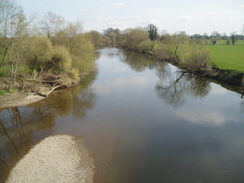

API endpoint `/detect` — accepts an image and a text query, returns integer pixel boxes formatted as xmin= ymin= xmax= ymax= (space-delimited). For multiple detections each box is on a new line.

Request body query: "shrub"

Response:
xmin=70 ymin=36 xmax=95 ymax=72
xmin=25 ymin=37 xmax=53 ymax=71
xmin=51 ymin=45 xmax=72 ymax=72
xmin=137 ymin=40 xmax=153 ymax=53
xmin=153 ymin=42 xmax=170 ymax=60
xmin=184 ymin=45 xmax=211 ymax=72
xmin=122 ymin=28 xmax=151 ymax=50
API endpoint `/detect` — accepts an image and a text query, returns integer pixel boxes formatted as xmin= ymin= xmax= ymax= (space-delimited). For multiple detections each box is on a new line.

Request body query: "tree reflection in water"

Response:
xmin=241 ymin=99 xmax=244 ymax=113
xmin=0 ymin=73 xmax=97 ymax=183
xmin=119 ymin=50 xmax=211 ymax=108
xmin=155 ymin=64 xmax=211 ymax=108
xmin=119 ymin=51 xmax=156 ymax=72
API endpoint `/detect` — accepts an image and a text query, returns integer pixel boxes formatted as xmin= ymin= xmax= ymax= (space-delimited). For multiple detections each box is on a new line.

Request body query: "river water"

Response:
xmin=0 ymin=48 xmax=244 ymax=183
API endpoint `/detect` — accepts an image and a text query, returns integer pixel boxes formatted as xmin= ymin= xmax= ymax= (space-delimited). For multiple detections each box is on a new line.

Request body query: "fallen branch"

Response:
xmin=47 ymin=84 xmax=61 ymax=96
xmin=36 ymin=84 xmax=61 ymax=97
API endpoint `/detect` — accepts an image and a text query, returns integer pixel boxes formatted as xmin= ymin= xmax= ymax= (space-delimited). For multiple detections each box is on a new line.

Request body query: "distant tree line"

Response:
xmin=103 ymin=24 xmax=244 ymax=74
xmin=0 ymin=0 xmax=110 ymax=92
xmin=103 ymin=25 xmax=211 ymax=73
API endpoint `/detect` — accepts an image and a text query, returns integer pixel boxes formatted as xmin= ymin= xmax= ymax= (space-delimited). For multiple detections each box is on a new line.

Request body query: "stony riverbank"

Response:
xmin=5 ymin=135 xmax=95 ymax=183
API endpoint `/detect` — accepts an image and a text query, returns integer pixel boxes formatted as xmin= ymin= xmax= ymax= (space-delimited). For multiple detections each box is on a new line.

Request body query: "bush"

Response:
xmin=51 ymin=45 xmax=72 ymax=72
xmin=184 ymin=45 xmax=211 ymax=72
xmin=70 ymin=35 xmax=95 ymax=72
xmin=25 ymin=37 xmax=53 ymax=71
xmin=137 ymin=40 xmax=153 ymax=53
xmin=122 ymin=28 xmax=151 ymax=50
xmin=153 ymin=42 xmax=170 ymax=60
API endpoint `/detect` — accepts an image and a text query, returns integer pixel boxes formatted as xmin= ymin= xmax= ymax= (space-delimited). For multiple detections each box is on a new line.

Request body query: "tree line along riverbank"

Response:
xmin=1 ymin=0 xmax=243 ymax=103
xmin=103 ymin=26 xmax=244 ymax=87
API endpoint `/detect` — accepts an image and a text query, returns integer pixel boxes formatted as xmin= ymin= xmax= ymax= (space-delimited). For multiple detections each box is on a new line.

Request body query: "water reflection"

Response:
xmin=119 ymin=51 xmax=156 ymax=72
xmin=0 ymin=48 xmax=243 ymax=183
xmin=155 ymin=67 xmax=211 ymax=107
xmin=117 ymin=50 xmax=212 ymax=108
xmin=0 ymin=73 xmax=97 ymax=182
xmin=241 ymin=99 xmax=244 ymax=113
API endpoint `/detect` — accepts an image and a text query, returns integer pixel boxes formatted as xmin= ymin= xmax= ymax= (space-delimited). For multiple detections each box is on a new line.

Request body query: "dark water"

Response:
xmin=0 ymin=48 xmax=244 ymax=183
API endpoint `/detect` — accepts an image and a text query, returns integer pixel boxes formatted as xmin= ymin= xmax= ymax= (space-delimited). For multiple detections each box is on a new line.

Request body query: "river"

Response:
xmin=0 ymin=48 xmax=244 ymax=183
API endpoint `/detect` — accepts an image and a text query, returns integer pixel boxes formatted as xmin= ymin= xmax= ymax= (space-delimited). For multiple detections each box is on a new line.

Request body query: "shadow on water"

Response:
xmin=0 ymin=72 xmax=97 ymax=183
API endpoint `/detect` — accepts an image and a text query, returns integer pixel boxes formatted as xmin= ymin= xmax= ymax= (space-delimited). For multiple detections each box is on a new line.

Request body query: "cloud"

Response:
xmin=240 ymin=4 xmax=244 ymax=8
xmin=95 ymin=76 xmax=150 ymax=94
xmin=80 ymin=9 xmax=88 ymax=13
xmin=176 ymin=109 xmax=239 ymax=127
xmin=114 ymin=66 xmax=128 ymax=72
xmin=112 ymin=76 xmax=150 ymax=87
xmin=176 ymin=15 xmax=203 ymax=24
xmin=112 ymin=2 xmax=126 ymax=8
xmin=130 ymin=76 xmax=149 ymax=86
xmin=207 ymin=11 xmax=238 ymax=15
xmin=178 ymin=15 xmax=192 ymax=20
xmin=211 ymin=85 xmax=228 ymax=95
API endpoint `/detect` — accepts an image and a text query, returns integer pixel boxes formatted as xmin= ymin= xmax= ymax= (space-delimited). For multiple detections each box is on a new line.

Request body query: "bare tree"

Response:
xmin=40 ymin=11 xmax=65 ymax=38
xmin=0 ymin=0 xmax=28 ymax=89
xmin=0 ymin=0 xmax=27 ymax=67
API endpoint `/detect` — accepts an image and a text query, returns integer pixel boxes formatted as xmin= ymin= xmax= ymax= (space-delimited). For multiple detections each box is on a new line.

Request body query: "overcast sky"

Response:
xmin=17 ymin=0 xmax=244 ymax=35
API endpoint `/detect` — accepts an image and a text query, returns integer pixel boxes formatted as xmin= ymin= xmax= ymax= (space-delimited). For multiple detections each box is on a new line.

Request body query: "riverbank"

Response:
xmin=0 ymin=90 xmax=45 ymax=109
xmin=205 ymin=68 xmax=244 ymax=87
xmin=6 ymin=135 xmax=95 ymax=183
xmin=0 ymin=72 xmax=95 ymax=109
xmin=0 ymin=76 xmax=81 ymax=109
xmin=140 ymin=49 xmax=244 ymax=87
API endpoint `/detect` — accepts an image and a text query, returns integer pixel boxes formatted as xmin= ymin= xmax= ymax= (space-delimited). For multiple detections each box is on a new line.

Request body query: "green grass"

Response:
xmin=0 ymin=91 xmax=4 ymax=96
xmin=0 ymin=88 xmax=18 ymax=96
xmin=207 ymin=45 xmax=244 ymax=73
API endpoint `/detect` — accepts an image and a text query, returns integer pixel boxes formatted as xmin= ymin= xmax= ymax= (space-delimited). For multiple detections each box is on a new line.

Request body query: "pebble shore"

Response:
xmin=6 ymin=135 xmax=95 ymax=183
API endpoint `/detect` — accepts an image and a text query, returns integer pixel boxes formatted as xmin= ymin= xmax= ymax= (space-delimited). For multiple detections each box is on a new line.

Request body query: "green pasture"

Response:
xmin=207 ymin=45 xmax=244 ymax=73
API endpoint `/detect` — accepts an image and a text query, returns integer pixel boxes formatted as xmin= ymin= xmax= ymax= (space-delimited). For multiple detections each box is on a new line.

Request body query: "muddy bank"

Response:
xmin=0 ymin=91 xmax=45 ymax=109
xmin=0 ymin=84 xmax=76 ymax=109
xmin=6 ymin=135 xmax=95 ymax=183
xmin=206 ymin=68 xmax=244 ymax=87
xmin=0 ymin=85 xmax=54 ymax=109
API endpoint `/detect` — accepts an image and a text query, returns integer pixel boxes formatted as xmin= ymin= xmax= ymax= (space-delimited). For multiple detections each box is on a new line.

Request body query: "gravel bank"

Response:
xmin=6 ymin=135 xmax=95 ymax=183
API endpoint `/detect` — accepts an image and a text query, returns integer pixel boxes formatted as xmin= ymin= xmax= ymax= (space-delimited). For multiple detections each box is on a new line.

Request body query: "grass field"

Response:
xmin=207 ymin=45 xmax=244 ymax=73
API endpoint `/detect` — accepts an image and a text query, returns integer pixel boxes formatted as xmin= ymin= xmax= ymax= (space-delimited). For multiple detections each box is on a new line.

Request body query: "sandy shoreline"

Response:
xmin=0 ymin=85 xmax=56 ymax=109
xmin=5 ymin=135 xmax=95 ymax=183
xmin=0 ymin=91 xmax=45 ymax=109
